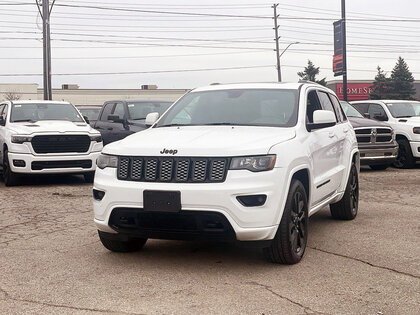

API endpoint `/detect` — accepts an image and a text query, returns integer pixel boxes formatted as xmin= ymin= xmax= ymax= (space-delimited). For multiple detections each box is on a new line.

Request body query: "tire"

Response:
xmin=98 ymin=231 xmax=147 ymax=253
xmin=2 ymin=149 xmax=20 ymax=187
xmin=393 ymin=139 xmax=415 ymax=169
xmin=263 ymin=179 xmax=308 ymax=264
xmin=84 ymin=172 xmax=95 ymax=183
xmin=330 ymin=163 xmax=359 ymax=220
xmin=369 ymin=164 xmax=389 ymax=171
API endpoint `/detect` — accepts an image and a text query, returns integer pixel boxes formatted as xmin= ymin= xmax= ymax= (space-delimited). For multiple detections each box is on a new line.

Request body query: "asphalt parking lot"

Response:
xmin=0 ymin=166 xmax=419 ymax=315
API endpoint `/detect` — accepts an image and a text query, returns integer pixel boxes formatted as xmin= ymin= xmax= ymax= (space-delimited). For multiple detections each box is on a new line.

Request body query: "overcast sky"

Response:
xmin=1 ymin=0 xmax=419 ymax=89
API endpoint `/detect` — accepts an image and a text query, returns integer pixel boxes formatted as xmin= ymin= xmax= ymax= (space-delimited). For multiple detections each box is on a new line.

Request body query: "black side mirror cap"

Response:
xmin=108 ymin=115 xmax=124 ymax=123
xmin=0 ymin=116 xmax=5 ymax=126
xmin=83 ymin=116 xmax=90 ymax=124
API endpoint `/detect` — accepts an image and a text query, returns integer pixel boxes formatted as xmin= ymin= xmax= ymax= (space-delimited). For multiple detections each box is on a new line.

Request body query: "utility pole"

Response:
xmin=341 ymin=0 xmax=348 ymax=101
xmin=272 ymin=3 xmax=281 ymax=82
xmin=37 ymin=0 xmax=55 ymax=100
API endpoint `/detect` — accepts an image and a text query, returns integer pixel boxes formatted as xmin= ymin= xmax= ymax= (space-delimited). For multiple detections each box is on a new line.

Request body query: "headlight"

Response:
xmin=413 ymin=127 xmax=420 ymax=134
xmin=96 ymin=154 xmax=118 ymax=169
xmin=11 ymin=135 xmax=32 ymax=144
xmin=230 ymin=155 xmax=276 ymax=172
xmin=90 ymin=134 xmax=102 ymax=142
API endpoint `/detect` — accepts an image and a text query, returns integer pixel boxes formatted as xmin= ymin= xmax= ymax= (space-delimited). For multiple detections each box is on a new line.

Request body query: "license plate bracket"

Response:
xmin=143 ymin=190 xmax=181 ymax=212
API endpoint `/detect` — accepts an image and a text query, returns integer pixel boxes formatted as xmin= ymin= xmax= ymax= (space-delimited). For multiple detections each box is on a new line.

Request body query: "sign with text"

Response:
xmin=333 ymin=20 xmax=344 ymax=77
xmin=336 ymin=83 xmax=373 ymax=101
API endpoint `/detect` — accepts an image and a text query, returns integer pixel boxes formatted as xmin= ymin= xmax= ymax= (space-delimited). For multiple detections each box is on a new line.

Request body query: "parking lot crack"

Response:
xmin=309 ymin=246 xmax=420 ymax=279
xmin=245 ymin=281 xmax=326 ymax=314
xmin=0 ymin=285 xmax=144 ymax=314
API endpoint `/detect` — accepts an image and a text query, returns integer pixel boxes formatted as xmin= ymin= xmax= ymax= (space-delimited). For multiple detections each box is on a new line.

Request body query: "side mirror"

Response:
xmin=363 ymin=113 xmax=370 ymax=119
xmin=145 ymin=112 xmax=159 ymax=127
xmin=307 ymin=110 xmax=336 ymax=131
xmin=108 ymin=115 xmax=124 ymax=123
xmin=83 ymin=116 xmax=90 ymax=124
xmin=0 ymin=116 xmax=5 ymax=126
xmin=373 ymin=113 xmax=387 ymax=121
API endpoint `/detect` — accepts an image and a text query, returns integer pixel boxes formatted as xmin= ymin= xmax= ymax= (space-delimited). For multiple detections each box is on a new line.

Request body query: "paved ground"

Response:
xmin=0 ymin=166 xmax=419 ymax=315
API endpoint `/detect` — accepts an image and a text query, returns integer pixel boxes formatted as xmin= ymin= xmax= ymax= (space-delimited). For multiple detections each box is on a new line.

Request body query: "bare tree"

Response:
xmin=3 ymin=91 xmax=22 ymax=101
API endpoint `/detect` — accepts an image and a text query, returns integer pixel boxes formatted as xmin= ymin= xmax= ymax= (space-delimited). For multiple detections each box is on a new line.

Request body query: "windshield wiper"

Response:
xmin=13 ymin=119 xmax=37 ymax=123
xmin=201 ymin=122 xmax=242 ymax=126
xmin=396 ymin=115 xmax=413 ymax=118
xmin=156 ymin=123 xmax=189 ymax=128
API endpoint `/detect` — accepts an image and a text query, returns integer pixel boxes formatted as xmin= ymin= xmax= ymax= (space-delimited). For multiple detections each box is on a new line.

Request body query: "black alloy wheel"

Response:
xmin=290 ymin=190 xmax=307 ymax=255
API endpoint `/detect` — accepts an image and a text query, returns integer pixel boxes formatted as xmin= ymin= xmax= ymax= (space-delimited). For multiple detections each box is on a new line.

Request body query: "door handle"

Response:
xmin=328 ymin=132 xmax=335 ymax=138
xmin=107 ymin=127 xmax=113 ymax=131
xmin=343 ymin=127 xmax=349 ymax=133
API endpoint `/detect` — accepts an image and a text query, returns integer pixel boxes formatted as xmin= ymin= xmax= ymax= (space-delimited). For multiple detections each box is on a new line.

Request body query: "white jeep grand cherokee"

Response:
xmin=93 ymin=83 xmax=359 ymax=264
xmin=0 ymin=100 xmax=103 ymax=186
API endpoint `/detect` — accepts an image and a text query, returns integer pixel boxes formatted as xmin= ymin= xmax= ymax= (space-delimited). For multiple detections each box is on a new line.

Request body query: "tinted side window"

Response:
xmin=100 ymin=103 xmax=114 ymax=121
xmin=352 ymin=103 xmax=369 ymax=117
xmin=317 ymin=91 xmax=338 ymax=122
xmin=112 ymin=102 xmax=125 ymax=119
xmin=368 ymin=104 xmax=388 ymax=120
xmin=306 ymin=90 xmax=322 ymax=123
xmin=330 ymin=95 xmax=347 ymax=121
xmin=0 ymin=105 xmax=4 ymax=124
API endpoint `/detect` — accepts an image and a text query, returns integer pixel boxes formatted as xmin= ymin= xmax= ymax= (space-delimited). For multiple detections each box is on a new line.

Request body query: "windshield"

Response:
xmin=340 ymin=101 xmax=363 ymax=118
xmin=156 ymin=89 xmax=299 ymax=127
xmin=385 ymin=102 xmax=420 ymax=118
xmin=127 ymin=102 xmax=172 ymax=120
xmin=11 ymin=103 xmax=84 ymax=123
xmin=78 ymin=108 xmax=101 ymax=121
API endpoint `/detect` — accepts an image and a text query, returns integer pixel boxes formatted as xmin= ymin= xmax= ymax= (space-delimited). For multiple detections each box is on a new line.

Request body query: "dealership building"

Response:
xmin=1 ymin=80 xmax=419 ymax=105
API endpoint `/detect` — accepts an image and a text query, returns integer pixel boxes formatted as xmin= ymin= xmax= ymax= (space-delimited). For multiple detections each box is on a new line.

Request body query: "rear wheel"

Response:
xmin=98 ymin=231 xmax=147 ymax=253
xmin=2 ymin=149 xmax=20 ymax=187
xmin=369 ymin=164 xmax=389 ymax=171
xmin=330 ymin=163 xmax=358 ymax=220
xmin=263 ymin=179 xmax=308 ymax=264
xmin=393 ymin=139 xmax=415 ymax=169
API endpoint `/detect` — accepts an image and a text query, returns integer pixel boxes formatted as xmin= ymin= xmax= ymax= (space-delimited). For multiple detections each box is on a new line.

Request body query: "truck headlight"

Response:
xmin=96 ymin=154 xmax=118 ymax=169
xmin=230 ymin=155 xmax=276 ymax=172
xmin=11 ymin=135 xmax=32 ymax=144
xmin=90 ymin=134 xmax=102 ymax=142
xmin=413 ymin=127 xmax=420 ymax=134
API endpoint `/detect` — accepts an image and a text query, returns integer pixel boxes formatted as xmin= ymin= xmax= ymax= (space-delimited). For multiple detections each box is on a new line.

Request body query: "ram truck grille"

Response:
xmin=354 ymin=127 xmax=393 ymax=144
xmin=31 ymin=135 xmax=91 ymax=154
xmin=117 ymin=157 xmax=229 ymax=183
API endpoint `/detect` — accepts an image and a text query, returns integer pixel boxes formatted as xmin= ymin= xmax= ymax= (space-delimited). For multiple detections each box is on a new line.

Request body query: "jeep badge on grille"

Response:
xmin=160 ymin=148 xmax=178 ymax=155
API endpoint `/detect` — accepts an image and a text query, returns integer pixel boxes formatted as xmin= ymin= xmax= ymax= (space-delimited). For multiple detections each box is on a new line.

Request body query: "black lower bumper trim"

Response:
xmin=109 ymin=208 xmax=236 ymax=241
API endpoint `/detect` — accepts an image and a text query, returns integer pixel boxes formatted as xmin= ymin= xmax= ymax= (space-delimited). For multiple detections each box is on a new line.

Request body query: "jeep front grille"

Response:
xmin=354 ymin=127 xmax=393 ymax=144
xmin=117 ymin=157 xmax=229 ymax=183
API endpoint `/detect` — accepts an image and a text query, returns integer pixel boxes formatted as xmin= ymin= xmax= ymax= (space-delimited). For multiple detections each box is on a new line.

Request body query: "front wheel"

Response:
xmin=98 ymin=231 xmax=147 ymax=253
xmin=2 ymin=149 xmax=20 ymax=187
xmin=263 ymin=179 xmax=308 ymax=264
xmin=330 ymin=162 xmax=359 ymax=220
xmin=393 ymin=139 xmax=415 ymax=169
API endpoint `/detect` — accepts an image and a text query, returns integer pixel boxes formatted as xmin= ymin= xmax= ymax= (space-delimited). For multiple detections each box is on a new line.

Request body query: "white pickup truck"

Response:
xmin=93 ymin=82 xmax=359 ymax=264
xmin=351 ymin=100 xmax=420 ymax=168
xmin=0 ymin=100 xmax=103 ymax=186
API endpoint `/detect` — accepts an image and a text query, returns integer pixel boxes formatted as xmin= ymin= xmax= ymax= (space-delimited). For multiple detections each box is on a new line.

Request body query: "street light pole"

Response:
xmin=272 ymin=4 xmax=281 ymax=82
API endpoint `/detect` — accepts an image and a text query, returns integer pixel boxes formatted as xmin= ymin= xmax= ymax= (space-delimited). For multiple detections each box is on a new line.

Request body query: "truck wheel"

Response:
xmin=84 ymin=172 xmax=95 ymax=183
xmin=98 ymin=231 xmax=147 ymax=253
xmin=2 ymin=149 xmax=20 ymax=187
xmin=393 ymin=139 xmax=415 ymax=169
xmin=330 ymin=163 xmax=358 ymax=220
xmin=369 ymin=164 xmax=389 ymax=171
xmin=263 ymin=179 xmax=308 ymax=264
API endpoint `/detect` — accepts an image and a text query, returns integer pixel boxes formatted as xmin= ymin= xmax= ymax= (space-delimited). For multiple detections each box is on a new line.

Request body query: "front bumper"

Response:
xmin=8 ymin=151 xmax=101 ymax=174
xmin=409 ymin=141 xmax=420 ymax=159
xmin=358 ymin=144 xmax=398 ymax=165
xmin=93 ymin=167 xmax=288 ymax=242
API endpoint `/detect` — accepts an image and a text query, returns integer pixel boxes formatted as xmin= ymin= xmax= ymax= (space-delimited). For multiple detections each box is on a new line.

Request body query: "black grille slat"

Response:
xmin=117 ymin=157 xmax=228 ymax=183
xmin=31 ymin=135 xmax=90 ymax=153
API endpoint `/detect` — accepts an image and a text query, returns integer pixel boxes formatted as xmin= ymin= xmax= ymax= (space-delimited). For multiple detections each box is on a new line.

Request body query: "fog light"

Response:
xmin=236 ymin=194 xmax=267 ymax=207
xmin=13 ymin=160 xmax=26 ymax=167
xmin=93 ymin=189 xmax=105 ymax=201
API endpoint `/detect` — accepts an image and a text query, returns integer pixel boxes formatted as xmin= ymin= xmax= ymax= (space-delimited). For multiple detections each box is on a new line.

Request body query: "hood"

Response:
xmin=9 ymin=120 xmax=97 ymax=135
xmin=103 ymin=126 xmax=296 ymax=156
xmin=348 ymin=117 xmax=391 ymax=129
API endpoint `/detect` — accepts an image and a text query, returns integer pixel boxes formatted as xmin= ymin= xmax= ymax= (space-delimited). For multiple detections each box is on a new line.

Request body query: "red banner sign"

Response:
xmin=336 ymin=83 xmax=373 ymax=101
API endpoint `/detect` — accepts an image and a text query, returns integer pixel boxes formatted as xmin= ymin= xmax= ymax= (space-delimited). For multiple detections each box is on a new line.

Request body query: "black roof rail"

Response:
xmin=298 ymin=80 xmax=323 ymax=85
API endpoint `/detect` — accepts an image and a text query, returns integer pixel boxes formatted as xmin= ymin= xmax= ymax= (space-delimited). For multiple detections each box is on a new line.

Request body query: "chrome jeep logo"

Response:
xmin=160 ymin=148 xmax=178 ymax=155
